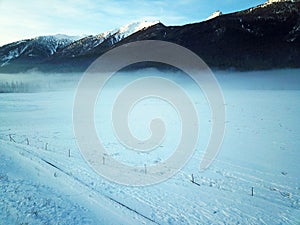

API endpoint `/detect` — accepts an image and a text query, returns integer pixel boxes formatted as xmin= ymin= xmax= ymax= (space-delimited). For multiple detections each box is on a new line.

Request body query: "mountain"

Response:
xmin=0 ymin=35 xmax=81 ymax=71
xmin=0 ymin=21 xmax=159 ymax=73
xmin=0 ymin=0 xmax=299 ymax=73
xmin=115 ymin=0 xmax=300 ymax=71
xmin=56 ymin=21 xmax=159 ymax=58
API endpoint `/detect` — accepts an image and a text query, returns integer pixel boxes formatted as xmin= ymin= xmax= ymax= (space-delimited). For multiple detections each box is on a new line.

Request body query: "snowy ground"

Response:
xmin=0 ymin=69 xmax=300 ymax=224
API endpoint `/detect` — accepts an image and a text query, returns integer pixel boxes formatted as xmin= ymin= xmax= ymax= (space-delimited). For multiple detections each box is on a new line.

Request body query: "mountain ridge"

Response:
xmin=0 ymin=1 xmax=299 ymax=73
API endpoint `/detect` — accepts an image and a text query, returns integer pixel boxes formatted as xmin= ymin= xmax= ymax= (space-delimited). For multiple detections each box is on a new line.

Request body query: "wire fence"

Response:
xmin=0 ymin=131 xmax=299 ymax=210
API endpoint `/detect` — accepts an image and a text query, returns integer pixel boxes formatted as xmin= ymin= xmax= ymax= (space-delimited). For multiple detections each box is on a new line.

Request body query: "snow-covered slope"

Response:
xmin=111 ymin=21 xmax=160 ymax=43
xmin=31 ymin=36 xmax=78 ymax=55
xmin=0 ymin=21 xmax=158 ymax=66
xmin=0 ymin=35 xmax=81 ymax=67
xmin=205 ymin=10 xmax=223 ymax=21
xmin=58 ymin=21 xmax=159 ymax=57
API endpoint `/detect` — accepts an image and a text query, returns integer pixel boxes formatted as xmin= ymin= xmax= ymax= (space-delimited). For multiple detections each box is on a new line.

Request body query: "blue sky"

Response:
xmin=0 ymin=0 xmax=266 ymax=46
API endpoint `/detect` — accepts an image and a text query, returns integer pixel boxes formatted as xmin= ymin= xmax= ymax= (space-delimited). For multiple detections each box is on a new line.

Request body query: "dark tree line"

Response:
xmin=0 ymin=81 xmax=40 ymax=93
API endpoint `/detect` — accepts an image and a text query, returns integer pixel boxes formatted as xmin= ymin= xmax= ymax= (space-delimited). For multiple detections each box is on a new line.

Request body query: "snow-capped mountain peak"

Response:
xmin=52 ymin=34 xmax=84 ymax=41
xmin=99 ymin=21 xmax=159 ymax=39
xmin=107 ymin=20 xmax=160 ymax=42
xmin=58 ymin=20 xmax=160 ymax=57
xmin=262 ymin=0 xmax=300 ymax=6
xmin=205 ymin=10 xmax=223 ymax=21
xmin=0 ymin=34 xmax=80 ymax=66
xmin=118 ymin=21 xmax=159 ymax=36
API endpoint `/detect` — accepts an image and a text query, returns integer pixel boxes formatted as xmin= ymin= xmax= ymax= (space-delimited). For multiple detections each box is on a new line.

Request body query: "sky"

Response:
xmin=0 ymin=0 xmax=266 ymax=46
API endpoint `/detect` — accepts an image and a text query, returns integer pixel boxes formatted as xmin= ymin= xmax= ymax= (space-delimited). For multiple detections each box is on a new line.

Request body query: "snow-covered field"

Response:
xmin=0 ymin=69 xmax=300 ymax=224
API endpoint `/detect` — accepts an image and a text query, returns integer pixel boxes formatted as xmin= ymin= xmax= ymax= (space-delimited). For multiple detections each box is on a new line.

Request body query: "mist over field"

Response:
xmin=0 ymin=72 xmax=82 ymax=93
xmin=1 ymin=68 xmax=300 ymax=93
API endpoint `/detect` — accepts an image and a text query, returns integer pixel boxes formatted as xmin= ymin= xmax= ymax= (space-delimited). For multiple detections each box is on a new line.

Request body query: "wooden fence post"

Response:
xmin=9 ymin=134 xmax=16 ymax=143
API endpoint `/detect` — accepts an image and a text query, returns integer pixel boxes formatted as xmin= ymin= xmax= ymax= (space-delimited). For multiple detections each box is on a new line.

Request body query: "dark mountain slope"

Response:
xmin=0 ymin=0 xmax=299 ymax=73
xmin=113 ymin=1 xmax=300 ymax=70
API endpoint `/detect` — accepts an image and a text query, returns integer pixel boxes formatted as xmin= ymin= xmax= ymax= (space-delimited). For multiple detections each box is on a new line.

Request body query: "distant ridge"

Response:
xmin=0 ymin=1 xmax=299 ymax=73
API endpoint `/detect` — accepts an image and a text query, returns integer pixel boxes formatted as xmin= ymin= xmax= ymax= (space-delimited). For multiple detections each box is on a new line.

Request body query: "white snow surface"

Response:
xmin=97 ymin=20 xmax=159 ymax=45
xmin=0 ymin=35 xmax=80 ymax=65
xmin=205 ymin=10 xmax=223 ymax=21
xmin=52 ymin=34 xmax=83 ymax=41
xmin=0 ymin=69 xmax=300 ymax=224
xmin=114 ymin=21 xmax=159 ymax=40
xmin=59 ymin=20 xmax=159 ymax=56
